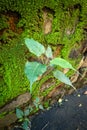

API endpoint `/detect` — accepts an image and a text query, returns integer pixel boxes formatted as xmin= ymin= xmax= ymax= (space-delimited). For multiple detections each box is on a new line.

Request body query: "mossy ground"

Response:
xmin=0 ymin=0 xmax=87 ymax=109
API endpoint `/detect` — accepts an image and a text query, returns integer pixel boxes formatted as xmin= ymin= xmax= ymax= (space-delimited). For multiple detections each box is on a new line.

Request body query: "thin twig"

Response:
xmin=42 ymin=122 xmax=49 ymax=130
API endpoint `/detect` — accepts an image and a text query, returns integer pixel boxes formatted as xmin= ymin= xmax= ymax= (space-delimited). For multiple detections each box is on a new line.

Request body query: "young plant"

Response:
xmin=16 ymin=99 xmax=43 ymax=130
xmin=24 ymin=38 xmax=76 ymax=93
xmin=33 ymin=97 xmax=44 ymax=110
xmin=16 ymin=107 xmax=32 ymax=130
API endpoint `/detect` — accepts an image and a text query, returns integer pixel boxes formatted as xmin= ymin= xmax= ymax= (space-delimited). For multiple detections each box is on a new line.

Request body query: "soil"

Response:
xmin=31 ymin=85 xmax=87 ymax=130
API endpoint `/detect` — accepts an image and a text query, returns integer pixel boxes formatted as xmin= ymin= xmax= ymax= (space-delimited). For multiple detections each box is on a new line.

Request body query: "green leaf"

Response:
xmin=50 ymin=58 xmax=75 ymax=70
xmin=19 ymin=118 xmax=23 ymax=122
xmin=16 ymin=108 xmax=24 ymax=119
xmin=33 ymin=102 xmax=38 ymax=108
xmin=39 ymin=105 xmax=44 ymax=110
xmin=33 ymin=97 xmax=40 ymax=108
xmin=24 ymin=109 xmax=30 ymax=117
xmin=25 ymin=38 xmax=45 ymax=57
xmin=35 ymin=97 xmax=40 ymax=104
xmin=45 ymin=46 xmax=53 ymax=59
xmin=25 ymin=61 xmax=47 ymax=93
xmin=53 ymin=70 xmax=73 ymax=87
xmin=22 ymin=119 xmax=31 ymax=130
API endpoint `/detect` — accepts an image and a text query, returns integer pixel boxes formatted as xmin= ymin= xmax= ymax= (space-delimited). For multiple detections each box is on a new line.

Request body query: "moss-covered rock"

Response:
xmin=0 ymin=38 xmax=30 ymax=107
xmin=0 ymin=0 xmax=87 ymax=107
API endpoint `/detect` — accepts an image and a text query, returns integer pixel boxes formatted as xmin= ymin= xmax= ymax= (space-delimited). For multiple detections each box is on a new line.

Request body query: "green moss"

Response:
xmin=0 ymin=0 xmax=87 ymax=45
xmin=0 ymin=112 xmax=7 ymax=118
xmin=0 ymin=38 xmax=30 ymax=107
xmin=0 ymin=15 xmax=9 ymax=30
xmin=0 ymin=0 xmax=86 ymax=40
xmin=0 ymin=30 xmax=18 ymax=43
xmin=0 ymin=0 xmax=87 ymax=107
xmin=31 ymin=74 xmax=53 ymax=97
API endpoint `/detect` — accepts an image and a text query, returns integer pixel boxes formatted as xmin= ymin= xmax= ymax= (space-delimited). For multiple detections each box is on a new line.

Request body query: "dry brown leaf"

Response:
xmin=47 ymin=83 xmax=64 ymax=98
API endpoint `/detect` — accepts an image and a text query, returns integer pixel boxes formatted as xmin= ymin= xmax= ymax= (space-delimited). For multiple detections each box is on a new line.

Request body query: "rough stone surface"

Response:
xmin=31 ymin=86 xmax=87 ymax=130
xmin=0 ymin=92 xmax=31 ymax=128
xmin=0 ymin=92 xmax=31 ymax=113
xmin=0 ymin=113 xmax=17 ymax=128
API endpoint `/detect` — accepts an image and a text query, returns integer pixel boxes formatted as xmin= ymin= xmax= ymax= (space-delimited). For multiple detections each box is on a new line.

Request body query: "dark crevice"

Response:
xmin=42 ymin=6 xmax=55 ymax=15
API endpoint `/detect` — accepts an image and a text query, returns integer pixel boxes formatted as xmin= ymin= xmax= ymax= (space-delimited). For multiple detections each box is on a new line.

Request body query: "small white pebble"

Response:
xmin=65 ymin=99 xmax=68 ymax=102
xmin=58 ymin=98 xmax=63 ymax=103
xmin=77 ymin=94 xmax=81 ymax=97
xmin=79 ymin=104 xmax=82 ymax=107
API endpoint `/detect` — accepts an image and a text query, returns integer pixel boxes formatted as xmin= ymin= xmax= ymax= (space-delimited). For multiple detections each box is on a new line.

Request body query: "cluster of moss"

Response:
xmin=0 ymin=0 xmax=87 ymax=107
xmin=0 ymin=15 xmax=9 ymax=30
xmin=0 ymin=0 xmax=87 ymax=33
xmin=0 ymin=0 xmax=87 ymax=44
xmin=0 ymin=38 xmax=30 ymax=107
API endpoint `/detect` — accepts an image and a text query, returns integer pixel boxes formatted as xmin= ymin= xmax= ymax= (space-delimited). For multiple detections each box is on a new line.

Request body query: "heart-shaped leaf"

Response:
xmin=50 ymin=58 xmax=75 ymax=70
xmin=53 ymin=70 xmax=73 ymax=87
xmin=25 ymin=61 xmax=47 ymax=93
xmin=25 ymin=38 xmax=45 ymax=57
xmin=16 ymin=108 xmax=24 ymax=119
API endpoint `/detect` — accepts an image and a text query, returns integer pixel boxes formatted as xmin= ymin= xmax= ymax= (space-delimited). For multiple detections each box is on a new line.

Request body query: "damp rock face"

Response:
xmin=0 ymin=113 xmax=17 ymax=128
xmin=0 ymin=92 xmax=31 ymax=128
xmin=0 ymin=92 xmax=31 ymax=113
xmin=31 ymin=86 xmax=87 ymax=130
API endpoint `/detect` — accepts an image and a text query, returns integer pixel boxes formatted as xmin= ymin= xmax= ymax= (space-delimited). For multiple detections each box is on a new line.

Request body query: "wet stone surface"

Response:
xmin=31 ymin=85 xmax=87 ymax=130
